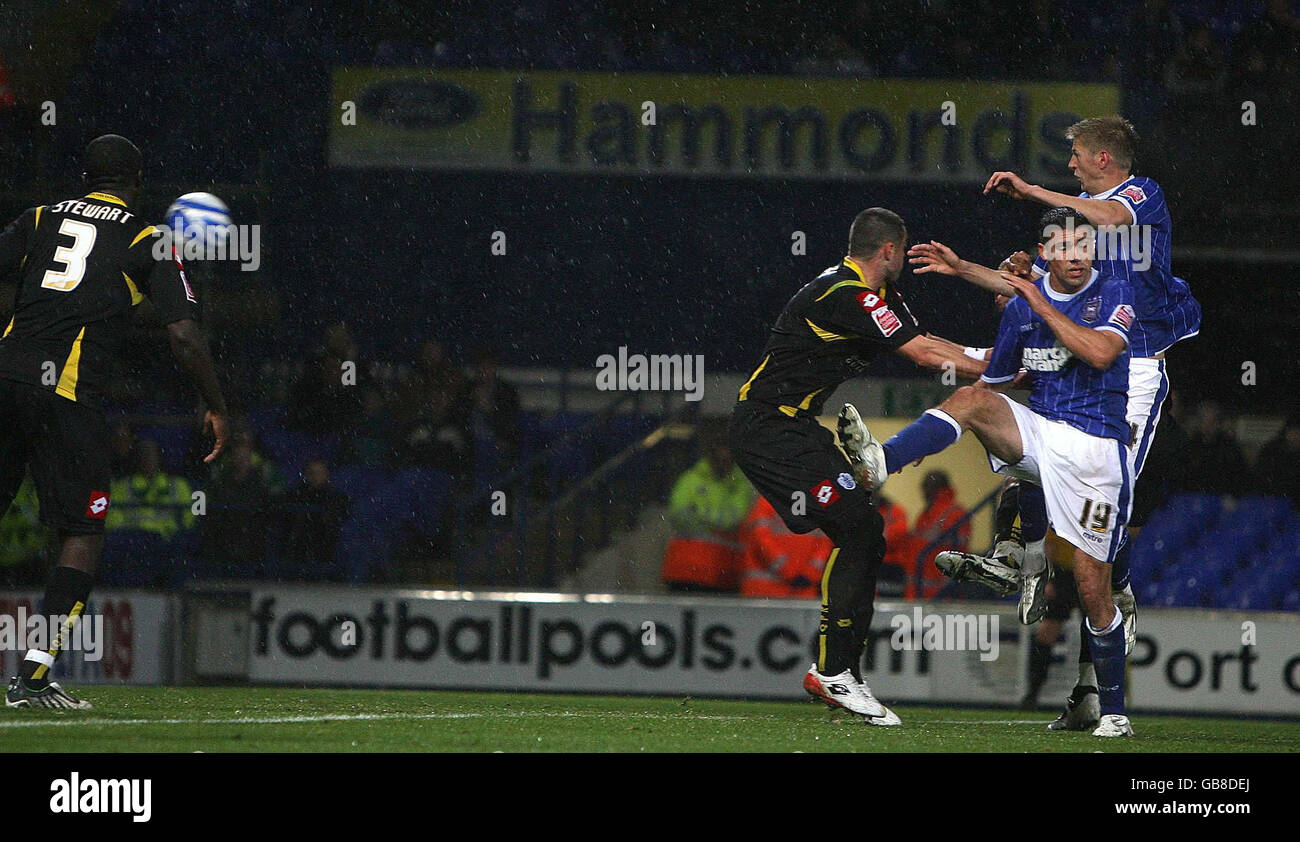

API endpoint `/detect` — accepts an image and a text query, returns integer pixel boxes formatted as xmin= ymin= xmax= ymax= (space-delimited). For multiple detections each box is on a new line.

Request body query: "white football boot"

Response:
xmin=1046 ymin=685 xmax=1101 ymax=731
xmin=1113 ymin=583 xmax=1137 ymax=656
xmin=935 ymin=550 xmax=1020 ymax=596
xmin=1092 ymin=713 xmax=1134 ymax=737
xmin=836 ymin=403 xmax=888 ymax=491
xmin=991 ymin=537 xmax=1025 ymax=571
xmin=803 ymin=664 xmax=901 ymax=726
xmin=1017 ymin=539 xmax=1050 ymax=625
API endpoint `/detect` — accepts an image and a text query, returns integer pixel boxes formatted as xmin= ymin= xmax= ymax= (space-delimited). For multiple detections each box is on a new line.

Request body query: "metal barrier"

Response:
xmin=909 ymin=484 xmax=1004 ymax=600
xmin=450 ymin=389 xmax=689 ymax=587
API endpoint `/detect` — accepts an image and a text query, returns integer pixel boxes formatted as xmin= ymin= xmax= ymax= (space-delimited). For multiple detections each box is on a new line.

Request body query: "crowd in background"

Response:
xmin=659 ymin=437 xmax=974 ymax=600
xmin=0 ymin=333 xmax=527 ymax=584
xmin=659 ymin=407 xmax=1300 ymax=599
xmin=0 ymin=0 xmax=1297 ymax=587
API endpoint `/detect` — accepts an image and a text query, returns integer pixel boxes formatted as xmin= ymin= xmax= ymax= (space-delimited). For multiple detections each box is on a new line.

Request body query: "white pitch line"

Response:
xmin=0 ymin=711 xmax=1056 ymax=730
xmin=928 ymin=720 xmax=1051 ymax=725
xmin=0 ymin=710 xmax=764 ymax=729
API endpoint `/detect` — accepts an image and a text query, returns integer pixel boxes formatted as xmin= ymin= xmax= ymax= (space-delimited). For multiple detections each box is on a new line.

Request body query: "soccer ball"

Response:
xmin=164 ymin=192 xmax=233 ymax=247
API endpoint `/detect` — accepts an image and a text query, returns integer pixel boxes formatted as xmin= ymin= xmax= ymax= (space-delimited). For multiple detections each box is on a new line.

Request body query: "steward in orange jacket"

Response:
xmin=877 ymin=495 xmax=912 ymax=578
xmin=907 ymin=471 xmax=970 ymax=598
xmin=738 ymin=497 xmax=834 ymax=598
xmin=661 ymin=445 xmax=755 ymax=592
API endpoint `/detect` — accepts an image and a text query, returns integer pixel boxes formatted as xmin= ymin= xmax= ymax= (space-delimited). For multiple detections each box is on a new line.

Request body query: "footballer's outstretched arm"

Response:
xmin=894 ymin=334 xmax=987 ymax=379
xmin=983 ymin=172 xmax=1133 ymax=227
xmin=925 ymin=332 xmax=993 ymax=362
xmin=1002 ymin=276 xmax=1126 ymax=370
xmin=166 ymin=318 xmax=229 ymax=462
xmin=908 ymin=240 xmax=1017 ymax=297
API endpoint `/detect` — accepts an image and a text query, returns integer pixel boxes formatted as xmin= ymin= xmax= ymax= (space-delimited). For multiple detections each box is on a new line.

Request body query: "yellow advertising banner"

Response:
xmin=330 ymin=68 xmax=1119 ymax=183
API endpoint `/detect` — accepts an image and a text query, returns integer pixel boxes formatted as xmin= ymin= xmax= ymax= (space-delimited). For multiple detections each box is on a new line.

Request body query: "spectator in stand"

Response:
xmin=459 ymin=345 xmax=521 ymax=463
xmin=288 ymin=321 xmax=365 ymax=434
xmin=1257 ymin=412 xmax=1300 ymax=508
xmin=0 ymin=52 xmax=15 ymax=108
xmin=397 ymin=337 xmax=466 ymax=418
xmin=910 ymin=471 xmax=970 ymax=599
xmin=876 ymin=493 xmax=912 ymax=594
xmin=109 ymin=420 xmax=137 ymax=480
xmin=396 ymin=387 xmax=469 ymax=475
xmin=737 ymin=496 xmax=833 ymax=598
xmin=1167 ymin=23 xmax=1226 ymax=97
xmin=208 ymin=422 xmax=286 ymax=495
xmin=338 ymin=388 xmax=397 ymax=468
xmin=0 ymin=475 xmax=44 ymax=580
xmin=661 ymin=439 xmax=755 ymax=593
xmin=202 ymin=436 xmax=275 ymax=569
xmin=1178 ymin=401 xmax=1250 ymax=495
xmin=106 ymin=438 xmax=195 ymax=539
xmin=280 ymin=458 xmax=352 ymax=580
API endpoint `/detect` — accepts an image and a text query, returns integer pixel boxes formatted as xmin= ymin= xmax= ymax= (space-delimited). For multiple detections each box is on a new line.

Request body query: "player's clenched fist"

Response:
xmin=998 ymin=250 xmax=1034 ymax=280
xmin=1002 ymin=272 xmax=1050 ymax=315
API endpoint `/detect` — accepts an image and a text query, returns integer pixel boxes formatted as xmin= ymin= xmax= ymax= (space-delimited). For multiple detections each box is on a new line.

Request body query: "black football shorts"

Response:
xmin=0 ymin=379 xmax=112 ymax=535
xmin=729 ymin=401 xmax=876 ymax=536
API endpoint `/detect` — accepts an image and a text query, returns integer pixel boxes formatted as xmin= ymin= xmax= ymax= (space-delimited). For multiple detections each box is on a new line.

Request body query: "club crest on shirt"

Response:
xmin=1082 ymin=295 xmax=1102 ymax=323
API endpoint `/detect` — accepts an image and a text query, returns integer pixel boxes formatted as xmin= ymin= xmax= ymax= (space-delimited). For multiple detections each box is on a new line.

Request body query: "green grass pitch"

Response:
xmin=1 ymin=687 xmax=1295 ymax=753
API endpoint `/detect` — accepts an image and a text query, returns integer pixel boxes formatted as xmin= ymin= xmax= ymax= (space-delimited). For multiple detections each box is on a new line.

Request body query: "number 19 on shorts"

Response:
xmin=1079 ymin=499 xmax=1112 ymax=533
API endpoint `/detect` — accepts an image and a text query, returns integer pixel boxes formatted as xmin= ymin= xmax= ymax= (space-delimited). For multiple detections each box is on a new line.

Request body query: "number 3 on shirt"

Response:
xmin=41 ymin=219 xmax=98 ymax=292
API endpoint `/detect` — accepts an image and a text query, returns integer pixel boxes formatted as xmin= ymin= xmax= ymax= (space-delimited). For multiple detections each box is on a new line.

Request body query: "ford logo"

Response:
xmin=357 ymin=80 xmax=479 ymax=129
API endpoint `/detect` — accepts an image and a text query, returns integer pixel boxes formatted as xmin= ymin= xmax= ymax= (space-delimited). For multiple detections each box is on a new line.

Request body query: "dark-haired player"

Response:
xmin=844 ymin=209 xmax=1138 ymax=736
xmin=1 ymin=134 xmax=228 ymax=708
xmin=914 ymin=115 xmax=1200 ymax=728
xmin=730 ymin=207 xmax=986 ymax=725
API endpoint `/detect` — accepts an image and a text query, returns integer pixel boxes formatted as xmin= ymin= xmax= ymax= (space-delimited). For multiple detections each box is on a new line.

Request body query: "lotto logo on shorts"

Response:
xmin=85 ymin=491 xmax=110 ymax=519
xmin=811 ymin=480 xmax=840 ymax=507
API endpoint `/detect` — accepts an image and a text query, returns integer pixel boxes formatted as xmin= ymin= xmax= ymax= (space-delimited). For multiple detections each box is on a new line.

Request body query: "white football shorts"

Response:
xmin=987 ymin=393 xmax=1131 ymax=562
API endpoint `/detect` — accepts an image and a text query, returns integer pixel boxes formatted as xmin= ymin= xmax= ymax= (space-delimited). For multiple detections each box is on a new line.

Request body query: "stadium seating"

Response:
xmin=1126 ymin=493 xmax=1299 ymax=610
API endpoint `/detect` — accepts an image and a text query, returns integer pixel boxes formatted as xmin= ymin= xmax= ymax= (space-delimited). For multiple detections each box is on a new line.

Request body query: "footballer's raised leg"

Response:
xmin=732 ymin=209 xmax=986 ymax=728
xmin=936 ymin=478 xmax=1022 ymax=595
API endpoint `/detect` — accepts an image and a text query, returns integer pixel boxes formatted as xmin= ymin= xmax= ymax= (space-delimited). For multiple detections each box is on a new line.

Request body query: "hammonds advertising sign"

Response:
xmin=329 ymin=69 xmax=1118 ymax=183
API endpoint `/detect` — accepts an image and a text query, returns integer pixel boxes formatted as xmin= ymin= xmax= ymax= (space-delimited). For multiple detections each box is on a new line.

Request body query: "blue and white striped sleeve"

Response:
xmin=981 ymin=301 xmax=1026 ymax=384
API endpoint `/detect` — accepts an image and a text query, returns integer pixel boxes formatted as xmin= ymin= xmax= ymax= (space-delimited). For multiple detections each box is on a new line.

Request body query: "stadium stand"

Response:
xmin=0 ymin=0 xmax=1295 ymax=601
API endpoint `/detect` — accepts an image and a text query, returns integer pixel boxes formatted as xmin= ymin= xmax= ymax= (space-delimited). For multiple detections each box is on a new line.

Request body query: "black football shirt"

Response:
xmin=737 ymin=258 xmax=921 ymax=417
xmin=0 ymin=191 xmax=199 ymax=408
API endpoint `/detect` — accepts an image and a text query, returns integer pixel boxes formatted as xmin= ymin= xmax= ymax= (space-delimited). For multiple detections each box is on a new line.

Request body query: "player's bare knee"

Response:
xmin=938 ymin=386 xmax=980 ymax=425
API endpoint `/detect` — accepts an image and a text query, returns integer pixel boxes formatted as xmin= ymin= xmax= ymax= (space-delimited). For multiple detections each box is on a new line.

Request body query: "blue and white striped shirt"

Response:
xmin=1032 ymin=176 xmax=1201 ymax=357
xmin=983 ymin=269 xmax=1134 ymax=443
